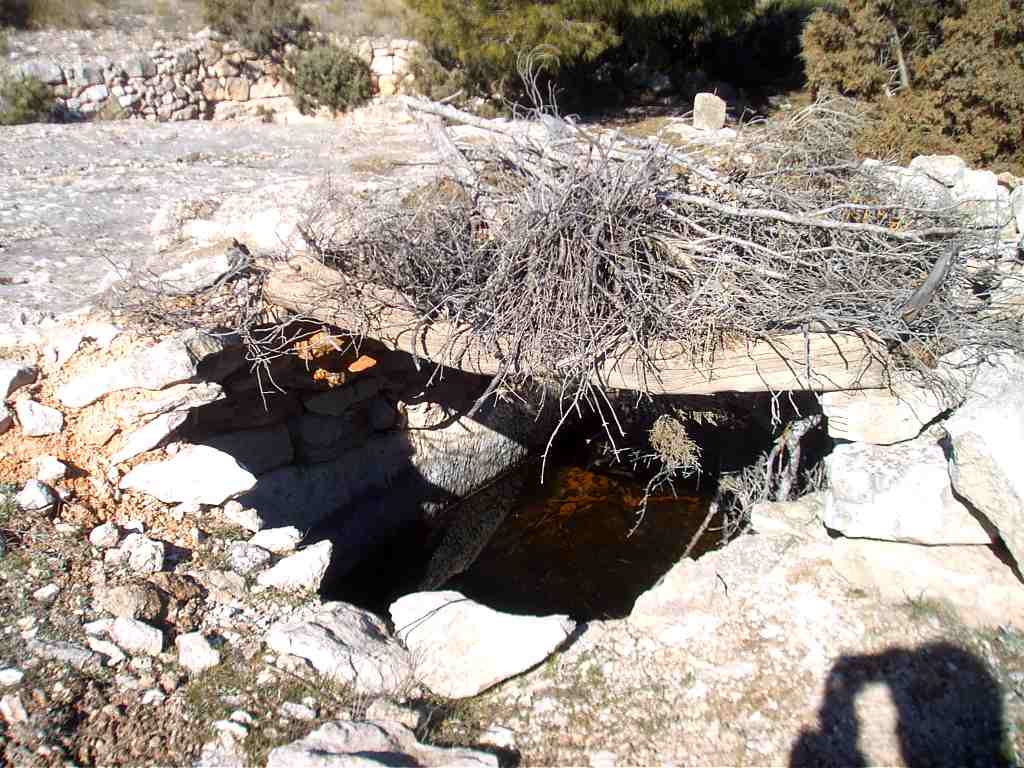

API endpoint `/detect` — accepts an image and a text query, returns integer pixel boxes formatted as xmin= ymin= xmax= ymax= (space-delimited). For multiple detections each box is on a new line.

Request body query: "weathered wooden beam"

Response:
xmin=263 ymin=257 xmax=887 ymax=395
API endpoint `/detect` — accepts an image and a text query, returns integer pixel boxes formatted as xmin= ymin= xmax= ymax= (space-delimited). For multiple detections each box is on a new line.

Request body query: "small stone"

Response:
xmin=84 ymin=619 xmax=113 ymax=636
xmin=227 ymin=542 xmax=271 ymax=575
xmin=176 ymin=632 xmax=221 ymax=675
xmin=365 ymin=699 xmax=425 ymax=730
xmin=27 ymin=639 xmax=97 ymax=670
xmin=256 ymin=540 xmax=332 ymax=592
xmin=141 ymin=688 xmax=166 ymax=705
xmin=0 ymin=669 xmax=24 ymax=687
xmin=15 ymin=480 xmax=58 ymax=513
xmin=32 ymin=455 xmax=67 ymax=483
xmin=111 ymin=617 xmax=164 ymax=657
xmin=0 ymin=694 xmax=28 ymax=724
xmin=89 ymin=523 xmax=121 ymax=549
xmin=213 ymin=720 xmax=249 ymax=740
xmin=86 ymin=637 xmax=127 ymax=666
xmin=279 ymin=701 xmax=317 ymax=720
xmin=97 ymin=584 xmax=162 ymax=620
xmin=222 ymin=500 xmax=263 ymax=533
xmin=121 ymin=534 xmax=165 ymax=574
xmin=32 ymin=584 xmax=60 ymax=604
xmin=230 ymin=709 xmax=254 ymax=725
xmin=15 ymin=399 xmax=64 ymax=436
xmin=160 ymin=671 xmax=183 ymax=692
xmin=249 ymin=526 xmax=303 ymax=553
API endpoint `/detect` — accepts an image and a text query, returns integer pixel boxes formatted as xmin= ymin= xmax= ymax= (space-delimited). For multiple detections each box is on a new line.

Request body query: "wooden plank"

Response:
xmin=263 ymin=257 xmax=887 ymax=395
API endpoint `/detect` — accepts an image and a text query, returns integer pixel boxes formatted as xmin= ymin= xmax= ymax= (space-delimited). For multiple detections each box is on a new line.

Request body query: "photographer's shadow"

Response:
xmin=791 ymin=641 xmax=1012 ymax=768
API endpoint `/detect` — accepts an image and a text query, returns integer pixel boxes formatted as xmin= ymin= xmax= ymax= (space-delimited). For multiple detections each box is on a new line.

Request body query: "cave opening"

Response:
xmin=315 ymin=382 xmax=827 ymax=623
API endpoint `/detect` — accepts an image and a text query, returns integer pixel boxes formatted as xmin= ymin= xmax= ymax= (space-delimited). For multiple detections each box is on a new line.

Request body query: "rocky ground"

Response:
xmin=0 ymin=102 xmax=437 ymax=328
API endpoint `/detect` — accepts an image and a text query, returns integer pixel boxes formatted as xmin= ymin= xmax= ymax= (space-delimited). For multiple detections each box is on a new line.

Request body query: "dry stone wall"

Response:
xmin=12 ymin=31 xmax=421 ymax=122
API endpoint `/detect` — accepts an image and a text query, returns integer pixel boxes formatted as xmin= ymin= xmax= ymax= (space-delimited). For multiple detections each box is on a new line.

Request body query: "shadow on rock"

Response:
xmin=791 ymin=641 xmax=1011 ymax=768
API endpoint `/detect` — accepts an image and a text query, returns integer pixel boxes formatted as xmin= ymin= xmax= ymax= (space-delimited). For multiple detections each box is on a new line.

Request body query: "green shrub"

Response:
xmin=405 ymin=0 xmax=756 ymax=98
xmin=803 ymin=0 xmax=1024 ymax=174
xmin=201 ymin=0 xmax=311 ymax=56
xmin=0 ymin=74 xmax=54 ymax=125
xmin=0 ymin=0 xmax=111 ymax=29
xmin=286 ymin=45 xmax=372 ymax=115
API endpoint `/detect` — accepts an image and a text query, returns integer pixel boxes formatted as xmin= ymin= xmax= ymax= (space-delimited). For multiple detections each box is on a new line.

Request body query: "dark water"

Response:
xmin=447 ymin=465 xmax=719 ymax=620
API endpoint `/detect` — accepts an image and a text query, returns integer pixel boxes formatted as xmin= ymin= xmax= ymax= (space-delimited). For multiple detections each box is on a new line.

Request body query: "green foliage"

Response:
xmin=286 ymin=44 xmax=372 ymax=115
xmin=803 ymin=0 xmax=1024 ymax=173
xmin=404 ymin=0 xmax=756 ymax=96
xmin=0 ymin=0 xmax=111 ymax=29
xmin=0 ymin=74 xmax=54 ymax=125
xmin=201 ymin=0 xmax=311 ymax=56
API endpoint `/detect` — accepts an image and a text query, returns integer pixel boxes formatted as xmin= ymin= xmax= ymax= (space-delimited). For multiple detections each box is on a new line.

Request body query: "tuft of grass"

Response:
xmin=183 ymin=649 xmax=370 ymax=766
xmin=902 ymin=592 xmax=958 ymax=624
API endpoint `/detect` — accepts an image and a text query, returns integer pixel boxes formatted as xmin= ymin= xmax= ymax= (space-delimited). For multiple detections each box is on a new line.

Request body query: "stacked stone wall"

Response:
xmin=12 ymin=33 xmax=421 ymax=122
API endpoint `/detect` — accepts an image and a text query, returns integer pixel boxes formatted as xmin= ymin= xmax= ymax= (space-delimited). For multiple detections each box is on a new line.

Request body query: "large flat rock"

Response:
xmin=390 ymin=590 xmax=575 ymax=698
xmin=267 ymin=720 xmax=499 ymax=768
xmin=265 ymin=602 xmax=413 ymax=695
xmin=946 ymin=353 xmax=1024 ymax=568
xmin=823 ymin=432 xmax=990 ymax=545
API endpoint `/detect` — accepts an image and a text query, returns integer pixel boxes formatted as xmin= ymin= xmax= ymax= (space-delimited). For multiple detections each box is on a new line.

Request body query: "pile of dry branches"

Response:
xmin=299 ymin=84 xmax=1018 ymax=410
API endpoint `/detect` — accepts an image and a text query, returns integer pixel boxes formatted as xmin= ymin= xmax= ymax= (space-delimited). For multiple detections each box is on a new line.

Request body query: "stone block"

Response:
xmin=692 ymin=92 xmax=727 ymax=131
xmin=820 ymin=385 xmax=946 ymax=445
xmin=224 ymin=77 xmax=250 ymax=101
xmin=824 ymin=432 xmax=991 ymax=545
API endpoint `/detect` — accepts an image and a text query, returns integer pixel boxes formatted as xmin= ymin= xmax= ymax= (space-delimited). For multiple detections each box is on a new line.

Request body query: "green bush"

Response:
xmin=803 ymin=0 xmax=1024 ymax=173
xmin=0 ymin=74 xmax=54 ymax=125
xmin=404 ymin=0 xmax=755 ymax=98
xmin=0 ymin=0 xmax=111 ymax=29
xmin=286 ymin=45 xmax=372 ymax=115
xmin=201 ymin=0 xmax=311 ymax=56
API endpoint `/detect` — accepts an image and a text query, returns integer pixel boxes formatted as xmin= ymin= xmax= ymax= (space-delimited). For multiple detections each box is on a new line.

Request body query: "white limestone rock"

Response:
xmin=32 ymin=455 xmax=67 ymax=483
xmin=820 ymin=384 xmax=947 ymax=445
xmin=176 ymin=632 xmax=221 ymax=674
xmin=692 ymin=92 xmax=727 ymax=131
xmin=256 ymin=540 xmax=331 ymax=591
xmin=111 ymin=617 xmax=164 ymax=657
xmin=265 ymin=602 xmax=413 ymax=695
xmin=116 ymin=381 xmax=224 ymax=422
xmin=120 ymin=534 xmax=165 ymax=575
xmin=249 ymin=526 xmax=303 ymax=553
xmin=908 ymin=155 xmax=967 ymax=187
xmin=267 ymin=720 xmax=499 ymax=768
xmin=824 ymin=432 xmax=990 ymax=545
xmin=15 ymin=480 xmax=58 ymax=514
xmin=227 ymin=542 xmax=271 ymax=575
xmin=56 ymin=330 xmax=232 ymax=408
xmin=15 ymin=399 xmax=64 ymax=436
xmin=390 ymin=590 xmax=575 ymax=699
xmin=221 ymin=500 xmax=263 ymax=532
xmin=119 ymin=445 xmax=257 ymax=506
xmin=110 ymin=411 xmax=189 ymax=465
xmin=89 ymin=522 xmax=121 ymax=549
xmin=945 ymin=353 xmax=1024 ymax=568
